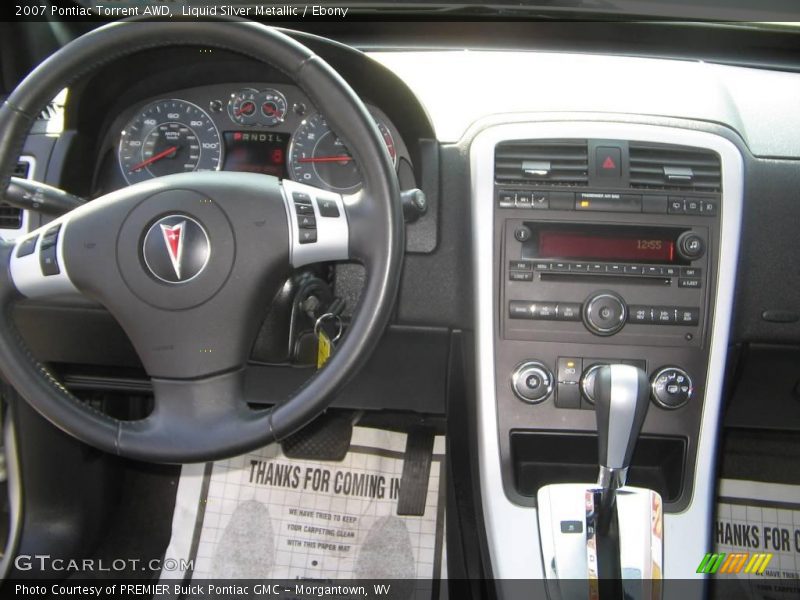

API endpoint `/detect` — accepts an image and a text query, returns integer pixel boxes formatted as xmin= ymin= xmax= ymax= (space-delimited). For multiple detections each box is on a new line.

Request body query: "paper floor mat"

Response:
xmin=712 ymin=479 xmax=800 ymax=600
xmin=162 ymin=426 xmax=447 ymax=587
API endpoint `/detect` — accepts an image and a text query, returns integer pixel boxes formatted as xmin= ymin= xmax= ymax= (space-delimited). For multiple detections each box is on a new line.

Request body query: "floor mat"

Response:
xmin=161 ymin=426 xmax=447 ymax=594
xmin=712 ymin=479 xmax=800 ymax=600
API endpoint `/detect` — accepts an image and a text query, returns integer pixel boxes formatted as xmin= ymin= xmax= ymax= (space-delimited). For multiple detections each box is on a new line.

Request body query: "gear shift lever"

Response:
xmin=594 ymin=364 xmax=651 ymax=490
xmin=537 ymin=363 xmax=664 ymax=594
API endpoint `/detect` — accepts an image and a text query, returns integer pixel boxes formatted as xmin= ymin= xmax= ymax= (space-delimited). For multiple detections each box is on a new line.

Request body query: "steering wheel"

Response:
xmin=0 ymin=22 xmax=403 ymax=463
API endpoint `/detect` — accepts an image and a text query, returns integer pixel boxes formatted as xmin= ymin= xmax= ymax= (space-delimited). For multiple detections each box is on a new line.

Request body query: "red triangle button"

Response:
xmin=602 ymin=156 xmax=616 ymax=170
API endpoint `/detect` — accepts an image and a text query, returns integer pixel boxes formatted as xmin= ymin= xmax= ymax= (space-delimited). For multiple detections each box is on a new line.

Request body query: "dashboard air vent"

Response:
xmin=0 ymin=162 xmax=29 ymax=229
xmin=495 ymin=140 xmax=588 ymax=186
xmin=629 ymin=143 xmax=721 ymax=192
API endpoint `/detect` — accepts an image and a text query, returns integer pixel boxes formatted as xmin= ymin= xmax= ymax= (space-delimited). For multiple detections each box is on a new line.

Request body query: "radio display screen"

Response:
xmin=223 ymin=131 xmax=289 ymax=177
xmin=537 ymin=230 xmax=676 ymax=263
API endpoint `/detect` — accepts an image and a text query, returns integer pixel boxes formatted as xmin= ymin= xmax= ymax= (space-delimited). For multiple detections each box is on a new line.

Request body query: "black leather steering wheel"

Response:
xmin=0 ymin=22 xmax=403 ymax=463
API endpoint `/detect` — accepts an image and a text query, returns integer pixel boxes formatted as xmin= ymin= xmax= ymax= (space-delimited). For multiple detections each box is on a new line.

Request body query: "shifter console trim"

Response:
xmin=470 ymin=121 xmax=743 ymax=584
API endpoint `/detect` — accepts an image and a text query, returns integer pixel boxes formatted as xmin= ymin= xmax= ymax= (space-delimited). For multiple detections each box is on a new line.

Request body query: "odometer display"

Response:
xmin=118 ymin=99 xmax=222 ymax=185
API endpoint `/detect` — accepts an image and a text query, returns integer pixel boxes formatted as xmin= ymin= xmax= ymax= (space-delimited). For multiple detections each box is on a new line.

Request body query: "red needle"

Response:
xmin=298 ymin=155 xmax=353 ymax=163
xmin=129 ymin=146 xmax=178 ymax=172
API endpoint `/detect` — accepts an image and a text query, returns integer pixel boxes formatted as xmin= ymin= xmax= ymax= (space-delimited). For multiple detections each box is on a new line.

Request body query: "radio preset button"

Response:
xmin=551 ymin=262 xmax=570 ymax=272
xmin=583 ymin=292 xmax=627 ymax=336
xmin=645 ymin=266 xmax=664 ymax=276
xmin=624 ymin=264 xmax=643 ymax=275
xmin=605 ymin=263 xmax=623 ymax=274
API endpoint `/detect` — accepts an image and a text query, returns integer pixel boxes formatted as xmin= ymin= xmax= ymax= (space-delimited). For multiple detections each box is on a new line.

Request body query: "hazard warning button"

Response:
xmin=596 ymin=146 xmax=621 ymax=179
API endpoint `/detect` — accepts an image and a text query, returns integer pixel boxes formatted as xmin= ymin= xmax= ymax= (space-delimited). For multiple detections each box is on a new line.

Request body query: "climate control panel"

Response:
xmin=509 ymin=358 xmax=693 ymax=411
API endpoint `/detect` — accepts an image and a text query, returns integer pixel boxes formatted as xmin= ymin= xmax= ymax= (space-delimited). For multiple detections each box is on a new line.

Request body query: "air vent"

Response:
xmin=495 ymin=140 xmax=589 ymax=187
xmin=629 ymin=143 xmax=721 ymax=192
xmin=0 ymin=161 xmax=29 ymax=229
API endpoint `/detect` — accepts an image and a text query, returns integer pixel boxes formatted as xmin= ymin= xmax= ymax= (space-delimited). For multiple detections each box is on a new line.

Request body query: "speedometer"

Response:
xmin=118 ymin=99 xmax=222 ymax=185
xmin=287 ymin=112 xmax=397 ymax=193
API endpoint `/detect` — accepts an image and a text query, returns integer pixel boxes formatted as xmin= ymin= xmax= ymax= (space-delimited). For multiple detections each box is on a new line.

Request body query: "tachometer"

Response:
xmin=287 ymin=112 xmax=397 ymax=193
xmin=118 ymin=99 xmax=222 ymax=185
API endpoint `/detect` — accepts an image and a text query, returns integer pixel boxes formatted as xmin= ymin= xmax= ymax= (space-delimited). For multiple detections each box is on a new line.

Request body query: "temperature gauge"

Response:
xmin=227 ymin=88 xmax=260 ymax=126
xmin=258 ymin=89 xmax=288 ymax=126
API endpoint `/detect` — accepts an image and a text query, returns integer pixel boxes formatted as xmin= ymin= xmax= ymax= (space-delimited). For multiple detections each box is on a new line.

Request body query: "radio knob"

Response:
xmin=511 ymin=361 xmax=554 ymax=404
xmin=650 ymin=367 xmax=693 ymax=409
xmin=677 ymin=231 xmax=705 ymax=261
xmin=583 ymin=291 xmax=627 ymax=336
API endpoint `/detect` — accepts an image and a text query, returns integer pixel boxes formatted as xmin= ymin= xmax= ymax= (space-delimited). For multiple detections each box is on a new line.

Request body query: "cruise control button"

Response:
xmin=16 ymin=235 xmax=38 ymax=258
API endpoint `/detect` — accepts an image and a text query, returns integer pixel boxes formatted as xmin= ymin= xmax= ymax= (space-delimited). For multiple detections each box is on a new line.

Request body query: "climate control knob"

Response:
xmin=583 ymin=291 xmax=627 ymax=336
xmin=650 ymin=367 xmax=693 ymax=409
xmin=511 ymin=361 xmax=554 ymax=404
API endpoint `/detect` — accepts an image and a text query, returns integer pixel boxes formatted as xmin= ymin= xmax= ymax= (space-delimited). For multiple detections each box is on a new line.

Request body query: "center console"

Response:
xmin=496 ymin=137 xmax=719 ymax=511
xmin=470 ymin=120 xmax=743 ymax=586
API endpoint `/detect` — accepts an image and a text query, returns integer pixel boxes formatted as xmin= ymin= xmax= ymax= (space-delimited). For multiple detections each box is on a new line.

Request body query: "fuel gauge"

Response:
xmin=227 ymin=88 xmax=260 ymax=126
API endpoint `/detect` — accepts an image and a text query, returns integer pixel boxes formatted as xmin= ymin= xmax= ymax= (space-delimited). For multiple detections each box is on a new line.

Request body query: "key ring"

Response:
xmin=313 ymin=312 xmax=343 ymax=343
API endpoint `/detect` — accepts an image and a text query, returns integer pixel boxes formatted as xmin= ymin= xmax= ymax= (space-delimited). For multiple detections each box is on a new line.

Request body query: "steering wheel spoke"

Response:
xmin=7 ymin=213 xmax=81 ymax=301
xmin=281 ymin=179 xmax=350 ymax=267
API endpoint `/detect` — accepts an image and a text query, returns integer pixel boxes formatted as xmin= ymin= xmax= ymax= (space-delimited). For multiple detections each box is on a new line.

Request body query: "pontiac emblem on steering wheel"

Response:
xmin=143 ymin=215 xmax=210 ymax=283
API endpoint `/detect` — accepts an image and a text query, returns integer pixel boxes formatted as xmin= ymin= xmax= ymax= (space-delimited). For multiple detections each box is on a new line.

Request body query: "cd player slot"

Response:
xmin=540 ymin=273 xmax=671 ymax=286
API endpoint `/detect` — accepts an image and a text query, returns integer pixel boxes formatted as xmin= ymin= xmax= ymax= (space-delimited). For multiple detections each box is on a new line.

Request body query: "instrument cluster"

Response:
xmin=110 ymin=83 xmax=407 ymax=194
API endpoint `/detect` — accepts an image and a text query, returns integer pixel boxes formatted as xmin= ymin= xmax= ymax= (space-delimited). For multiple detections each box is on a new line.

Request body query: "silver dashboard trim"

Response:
xmin=470 ymin=121 xmax=743 ymax=585
xmin=0 ymin=156 xmax=34 ymax=242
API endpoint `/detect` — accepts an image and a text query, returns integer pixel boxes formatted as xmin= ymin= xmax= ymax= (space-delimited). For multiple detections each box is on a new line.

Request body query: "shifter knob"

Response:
xmin=593 ymin=364 xmax=651 ymax=489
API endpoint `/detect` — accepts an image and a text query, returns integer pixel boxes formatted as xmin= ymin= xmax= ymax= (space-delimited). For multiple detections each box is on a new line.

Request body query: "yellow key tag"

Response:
xmin=317 ymin=330 xmax=332 ymax=369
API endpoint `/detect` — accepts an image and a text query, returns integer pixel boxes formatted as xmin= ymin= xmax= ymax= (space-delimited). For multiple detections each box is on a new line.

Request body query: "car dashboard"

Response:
xmin=2 ymin=19 xmax=800 ymax=593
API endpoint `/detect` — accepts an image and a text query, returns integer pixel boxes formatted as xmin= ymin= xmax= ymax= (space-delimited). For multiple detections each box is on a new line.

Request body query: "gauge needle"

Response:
xmin=298 ymin=155 xmax=353 ymax=163
xmin=129 ymin=146 xmax=178 ymax=172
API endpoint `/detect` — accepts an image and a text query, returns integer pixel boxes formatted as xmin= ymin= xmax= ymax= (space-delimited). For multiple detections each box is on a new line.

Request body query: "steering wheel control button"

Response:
xmin=651 ymin=367 xmax=693 ymax=409
xmin=292 ymin=192 xmax=312 ymax=205
xmin=16 ymin=235 xmax=38 ymax=258
xmin=295 ymin=203 xmax=314 ymax=215
xmin=511 ymin=361 xmax=554 ymax=404
xmin=677 ymin=231 xmax=706 ymax=261
xmin=299 ymin=229 xmax=318 ymax=244
xmin=143 ymin=215 xmax=210 ymax=284
xmin=297 ymin=215 xmax=316 ymax=229
xmin=317 ymin=198 xmax=340 ymax=218
xmin=39 ymin=224 xmax=62 ymax=276
xmin=583 ymin=291 xmax=627 ymax=336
